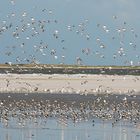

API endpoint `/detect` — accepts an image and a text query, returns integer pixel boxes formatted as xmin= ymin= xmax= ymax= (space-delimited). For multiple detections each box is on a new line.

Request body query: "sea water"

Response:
xmin=0 ymin=118 xmax=140 ymax=140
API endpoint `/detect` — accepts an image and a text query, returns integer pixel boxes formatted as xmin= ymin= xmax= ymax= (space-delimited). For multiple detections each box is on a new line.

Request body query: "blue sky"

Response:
xmin=0 ymin=0 xmax=140 ymax=66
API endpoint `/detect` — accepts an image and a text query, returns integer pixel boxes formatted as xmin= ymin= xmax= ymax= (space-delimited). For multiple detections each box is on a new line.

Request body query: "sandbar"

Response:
xmin=0 ymin=74 xmax=140 ymax=95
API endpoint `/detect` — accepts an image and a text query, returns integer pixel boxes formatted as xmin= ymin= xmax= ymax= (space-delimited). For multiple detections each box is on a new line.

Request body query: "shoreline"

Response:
xmin=0 ymin=64 xmax=140 ymax=75
xmin=0 ymin=74 xmax=140 ymax=95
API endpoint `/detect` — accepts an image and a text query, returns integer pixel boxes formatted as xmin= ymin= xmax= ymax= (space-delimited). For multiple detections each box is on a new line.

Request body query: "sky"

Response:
xmin=0 ymin=0 xmax=140 ymax=66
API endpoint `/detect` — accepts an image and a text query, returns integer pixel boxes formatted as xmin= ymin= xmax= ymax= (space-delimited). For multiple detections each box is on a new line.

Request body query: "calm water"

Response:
xmin=0 ymin=118 xmax=140 ymax=140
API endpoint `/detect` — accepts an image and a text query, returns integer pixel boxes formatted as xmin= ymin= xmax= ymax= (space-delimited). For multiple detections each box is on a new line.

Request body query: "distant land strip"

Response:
xmin=0 ymin=64 xmax=140 ymax=75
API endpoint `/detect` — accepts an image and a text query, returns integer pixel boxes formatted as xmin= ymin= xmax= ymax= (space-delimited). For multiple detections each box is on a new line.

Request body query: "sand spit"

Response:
xmin=0 ymin=74 xmax=140 ymax=95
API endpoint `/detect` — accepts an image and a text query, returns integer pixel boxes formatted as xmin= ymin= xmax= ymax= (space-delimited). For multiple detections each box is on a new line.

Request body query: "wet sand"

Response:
xmin=0 ymin=74 xmax=140 ymax=94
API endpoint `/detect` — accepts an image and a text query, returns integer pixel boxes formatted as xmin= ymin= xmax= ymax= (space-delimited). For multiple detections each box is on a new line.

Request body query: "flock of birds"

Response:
xmin=0 ymin=0 xmax=139 ymax=66
xmin=0 ymin=94 xmax=140 ymax=129
xmin=0 ymin=2 xmax=140 ymax=139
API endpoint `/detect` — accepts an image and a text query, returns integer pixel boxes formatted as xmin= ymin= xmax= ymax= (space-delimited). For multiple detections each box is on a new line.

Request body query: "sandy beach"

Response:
xmin=0 ymin=74 xmax=140 ymax=95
